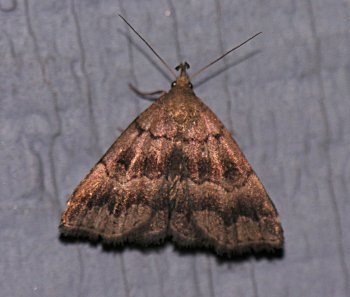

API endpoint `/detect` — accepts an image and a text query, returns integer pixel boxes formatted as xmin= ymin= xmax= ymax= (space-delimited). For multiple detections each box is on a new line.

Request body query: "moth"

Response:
xmin=59 ymin=16 xmax=283 ymax=255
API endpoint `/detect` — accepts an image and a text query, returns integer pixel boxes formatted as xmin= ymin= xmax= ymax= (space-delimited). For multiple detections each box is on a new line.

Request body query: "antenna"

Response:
xmin=119 ymin=14 xmax=177 ymax=79
xmin=190 ymin=32 xmax=262 ymax=79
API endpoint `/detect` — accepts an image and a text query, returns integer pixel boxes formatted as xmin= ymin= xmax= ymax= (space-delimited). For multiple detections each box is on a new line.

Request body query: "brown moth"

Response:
xmin=59 ymin=16 xmax=283 ymax=255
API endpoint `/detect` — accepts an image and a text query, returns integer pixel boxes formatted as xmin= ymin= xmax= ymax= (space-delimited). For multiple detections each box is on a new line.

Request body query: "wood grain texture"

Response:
xmin=1 ymin=0 xmax=349 ymax=296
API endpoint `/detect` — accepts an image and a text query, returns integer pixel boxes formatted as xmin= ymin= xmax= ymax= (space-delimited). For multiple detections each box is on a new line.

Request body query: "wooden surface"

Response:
xmin=1 ymin=0 xmax=349 ymax=296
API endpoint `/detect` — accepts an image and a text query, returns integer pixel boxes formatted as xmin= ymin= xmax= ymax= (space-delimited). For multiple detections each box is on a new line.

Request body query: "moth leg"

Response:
xmin=128 ymin=83 xmax=166 ymax=101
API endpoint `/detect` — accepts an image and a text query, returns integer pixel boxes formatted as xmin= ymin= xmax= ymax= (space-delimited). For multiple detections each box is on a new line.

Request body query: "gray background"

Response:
xmin=1 ymin=0 xmax=349 ymax=296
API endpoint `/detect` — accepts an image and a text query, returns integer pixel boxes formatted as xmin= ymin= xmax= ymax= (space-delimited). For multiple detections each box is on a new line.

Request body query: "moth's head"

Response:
xmin=171 ymin=62 xmax=193 ymax=90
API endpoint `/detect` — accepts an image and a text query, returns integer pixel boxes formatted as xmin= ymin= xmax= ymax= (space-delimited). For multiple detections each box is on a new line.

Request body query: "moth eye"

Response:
xmin=171 ymin=81 xmax=177 ymax=87
xmin=188 ymin=82 xmax=193 ymax=89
